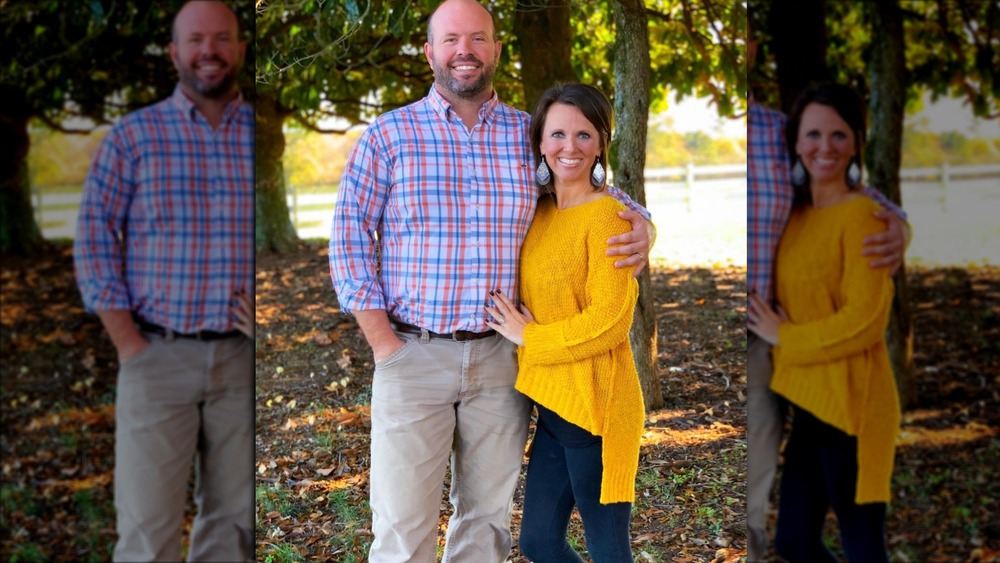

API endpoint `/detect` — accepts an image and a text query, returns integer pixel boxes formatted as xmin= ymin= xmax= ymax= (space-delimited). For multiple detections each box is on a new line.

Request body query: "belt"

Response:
xmin=136 ymin=320 xmax=242 ymax=342
xmin=392 ymin=320 xmax=496 ymax=342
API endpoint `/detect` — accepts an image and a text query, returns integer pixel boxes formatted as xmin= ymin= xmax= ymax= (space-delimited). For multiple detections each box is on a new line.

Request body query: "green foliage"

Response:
xmin=1 ymin=485 xmax=38 ymax=522
xmin=283 ymin=129 xmax=362 ymax=186
xmin=256 ymin=0 xmax=442 ymax=127
xmin=751 ymin=0 xmax=999 ymax=118
xmin=646 ymin=0 xmax=747 ymax=118
xmin=261 ymin=542 xmax=306 ymax=563
xmin=27 ymin=126 xmax=107 ymax=187
xmin=7 ymin=543 xmax=46 ymax=563
xmin=646 ymin=117 xmax=746 ymax=167
xmin=900 ymin=125 xmax=1000 ymax=167
xmin=256 ymin=484 xmax=300 ymax=518
xmin=1 ymin=0 xmax=256 ymax=126
xmin=256 ymin=0 xmax=747 ymax=129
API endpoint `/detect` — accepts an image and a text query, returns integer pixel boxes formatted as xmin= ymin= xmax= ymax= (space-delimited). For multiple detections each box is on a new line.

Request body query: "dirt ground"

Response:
xmin=253 ymin=243 xmax=747 ymax=562
xmin=1 ymin=241 xmax=998 ymax=562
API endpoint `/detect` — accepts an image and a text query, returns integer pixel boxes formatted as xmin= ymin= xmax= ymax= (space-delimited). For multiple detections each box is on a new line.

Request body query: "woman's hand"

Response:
xmin=747 ymin=292 xmax=787 ymax=346
xmin=232 ymin=290 xmax=255 ymax=339
xmin=484 ymin=290 xmax=533 ymax=346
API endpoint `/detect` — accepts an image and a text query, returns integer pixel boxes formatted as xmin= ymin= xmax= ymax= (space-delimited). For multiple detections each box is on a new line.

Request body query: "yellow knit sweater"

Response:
xmin=772 ymin=195 xmax=901 ymax=504
xmin=516 ymin=194 xmax=645 ymax=504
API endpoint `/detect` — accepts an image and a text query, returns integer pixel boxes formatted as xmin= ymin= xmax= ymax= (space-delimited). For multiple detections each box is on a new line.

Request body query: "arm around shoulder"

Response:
xmin=522 ymin=203 xmax=639 ymax=366
xmin=777 ymin=203 xmax=894 ymax=365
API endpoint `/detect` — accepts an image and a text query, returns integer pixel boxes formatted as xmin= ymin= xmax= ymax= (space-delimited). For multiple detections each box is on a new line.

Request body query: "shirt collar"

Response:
xmin=427 ymin=85 xmax=500 ymax=125
xmin=170 ymin=85 xmax=245 ymax=123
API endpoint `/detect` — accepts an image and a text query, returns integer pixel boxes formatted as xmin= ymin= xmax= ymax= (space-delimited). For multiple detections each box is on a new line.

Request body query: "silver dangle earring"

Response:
xmin=591 ymin=157 xmax=606 ymax=188
xmin=535 ymin=157 xmax=551 ymax=185
xmin=846 ymin=157 xmax=861 ymax=187
xmin=790 ymin=157 xmax=807 ymax=187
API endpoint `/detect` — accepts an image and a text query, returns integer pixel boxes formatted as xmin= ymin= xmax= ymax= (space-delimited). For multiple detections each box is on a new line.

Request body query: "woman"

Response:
xmin=485 ymin=83 xmax=644 ymax=563
xmin=748 ymin=83 xmax=901 ymax=563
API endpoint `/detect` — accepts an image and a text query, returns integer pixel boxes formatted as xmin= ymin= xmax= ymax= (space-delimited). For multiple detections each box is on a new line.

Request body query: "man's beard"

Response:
xmin=432 ymin=56 xmax=495 ymax=100
xmin=178 ymin=58 xmax=241 ymax=99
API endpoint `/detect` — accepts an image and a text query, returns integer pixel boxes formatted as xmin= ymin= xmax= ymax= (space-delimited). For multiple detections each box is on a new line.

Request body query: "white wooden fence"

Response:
xmin=284 ymin=163 xmax=750 ymax=239
xmin=32 ymin=163 xmax=1000 ymax=241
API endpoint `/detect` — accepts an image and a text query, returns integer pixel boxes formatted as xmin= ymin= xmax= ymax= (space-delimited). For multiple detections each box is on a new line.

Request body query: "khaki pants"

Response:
xmin=113 ymin=332 xmax=254 ymax=562
xmin=368 ymin=331 xmax=532 ymax=563
xmin=747 ymin=335 xmax=784 ymax=562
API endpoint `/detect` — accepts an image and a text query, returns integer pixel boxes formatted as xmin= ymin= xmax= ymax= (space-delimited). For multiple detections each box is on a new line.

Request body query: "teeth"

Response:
xmin=454 ymin=65 xmax=476 ymax=70
xmin=558 ymin=158 xmax=582 ymax=165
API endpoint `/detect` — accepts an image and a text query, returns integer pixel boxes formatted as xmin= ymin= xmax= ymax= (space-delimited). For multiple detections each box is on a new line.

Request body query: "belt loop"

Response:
xmin=419 ymin=328 xmax=431 ymax=344
xmin=164 ymin=327 xmax=177 ymax=342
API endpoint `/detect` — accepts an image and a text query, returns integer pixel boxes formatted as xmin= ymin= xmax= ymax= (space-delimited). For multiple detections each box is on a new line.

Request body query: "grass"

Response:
xmin=256 ymin=485 xmax=299 ymax=518
xmin=326 ymin=490 xmax=370 ymax=556
xmin=0 ymin=485 xmax=39 ymax=521
xmin=6 ymin=543 xmax=46 ymax=563
xmin=314 ymin=431 xmax=335 ymax=449
xmin=261 ymin=542 xmax=306 ymax=563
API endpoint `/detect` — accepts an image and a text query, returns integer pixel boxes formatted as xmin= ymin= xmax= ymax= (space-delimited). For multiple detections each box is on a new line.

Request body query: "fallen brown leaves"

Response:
xmin=253 ymin=246 xmax=749 ymax=562
xmin=4 ymin=243 xmax=997 ymax=562
xmin=759 ymin=265 xmax=1000 ymax=562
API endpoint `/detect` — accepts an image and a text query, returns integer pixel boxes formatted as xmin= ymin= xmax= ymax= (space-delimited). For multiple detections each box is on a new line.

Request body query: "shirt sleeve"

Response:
xmin=776 ymin=206 xmax=894 ymax=365
xmin=521 ymin=209 xmax=639 ymax=366
xmin=73 ymin=126 xmax=134 ymax=313
xmin=863 ymin=185 xmax=907 ymax=220
xmin=329 ymin=125 xmax=390 ymax=313
xmin=606 ymin=185 xmax=652 ymax=221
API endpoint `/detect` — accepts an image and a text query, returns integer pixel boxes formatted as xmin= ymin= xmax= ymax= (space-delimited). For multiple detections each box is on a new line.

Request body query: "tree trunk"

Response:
xmin=514 ymin=0 xmax=578 ymax=113
xmin=769 ymin=0 xmax=832 ymax=112
xmin=255 ymin=91 xmax=300 ymax=253
xmin=612 ymin=0 xmax=663 ymax=412
xmin=867 ymin=0 xmax=915 ymax=408
xmin=0 ymin=89 xmax=45 ymax=256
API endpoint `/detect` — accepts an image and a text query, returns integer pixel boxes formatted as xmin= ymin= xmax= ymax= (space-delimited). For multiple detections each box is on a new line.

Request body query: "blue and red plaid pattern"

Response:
xmin=331 ymin=87 xmax=649 ymax=334
xmin=748 ymin=100 xmax=793 ymax=303
xmin=74 ymin=87 xmax=254 ymax=334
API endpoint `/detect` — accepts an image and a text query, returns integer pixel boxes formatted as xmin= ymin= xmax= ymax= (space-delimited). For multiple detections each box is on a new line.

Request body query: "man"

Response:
xmin=329 ymin=0 xmax=654 ymax=560
xmin=746 ymin=27 xmax=908 ymax=562
xmin=73 ymin=1 xmax=253 ymax=560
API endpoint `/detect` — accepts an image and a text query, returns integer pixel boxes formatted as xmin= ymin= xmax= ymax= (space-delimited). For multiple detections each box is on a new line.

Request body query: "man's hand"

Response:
xmin=606 ymin=210 xmax=656 ymax=277
xmin=863 ymin=209 xmax=909 ymax=274
xmin=97 ymin=309 xmax=149 ymax=363
xmin=353 ymin=309 xmax=405 ymax=364
xmin=116 ymin=333 xmax=150 ymax=363
xmin=232 ymin=291 xmax=255 ymax=339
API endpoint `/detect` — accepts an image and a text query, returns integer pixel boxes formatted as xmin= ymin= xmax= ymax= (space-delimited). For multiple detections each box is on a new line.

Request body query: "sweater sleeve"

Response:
xmin=521 ymin=206 xmax=639 ymax=366
xmin=776 ymin=204 xmax=894 ymax=365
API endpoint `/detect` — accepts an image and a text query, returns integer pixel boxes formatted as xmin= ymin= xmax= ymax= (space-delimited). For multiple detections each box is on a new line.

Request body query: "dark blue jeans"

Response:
xmin=775 ymin=407 xmax=889 ymax=563
xmin=518 ymin=405 xmax=633 ymax=563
